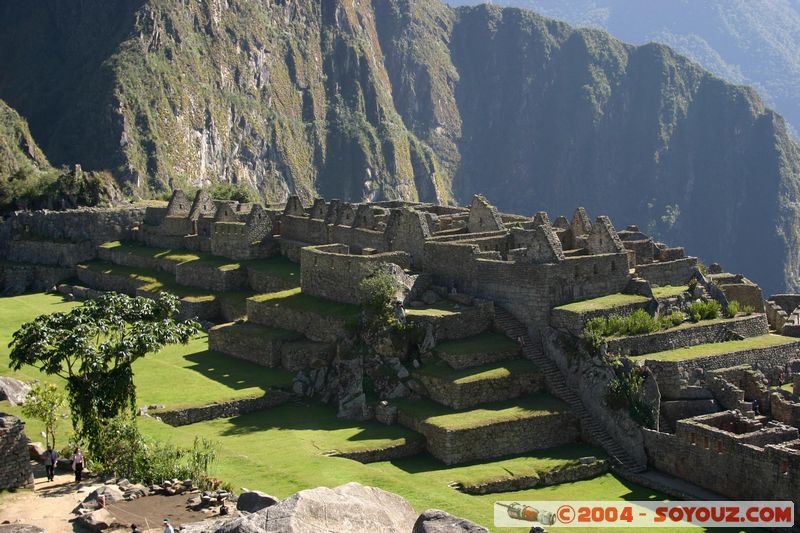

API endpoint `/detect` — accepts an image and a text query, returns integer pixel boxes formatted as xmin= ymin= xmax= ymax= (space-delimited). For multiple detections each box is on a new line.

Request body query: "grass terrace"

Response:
xmin=434 ymin=331 xmax=518 ymax=357
xmin=630 ymin=334 xmax=800 ymax=362
xmin=651 ymin=285 xmax=689 ymax=298
xmin=397 ymin=395 xmax=570 ymax=431
xmin=449 ymin=444 xmax=607 ymax=490
xmin=414 ymin=359 xmax=539 ymax=385
xmin=554 ymin=293 xmax=649 ymax=313
xmin=245 ymin=256 xmax=300 ymax=282
xmin=249 ymin=287 xmax=360 ymax=320
xmin=211 ymin=321 xmax=303 ymax=343
xmin=0 ymin=293 xmax=697 ymax=531
xmin=99 ymin=240 xmax=207 ymax=265
xmin=78 ymin=260 xmax=218 ymax=302
xmin=406 ymin=301 xmax=464 ymax=317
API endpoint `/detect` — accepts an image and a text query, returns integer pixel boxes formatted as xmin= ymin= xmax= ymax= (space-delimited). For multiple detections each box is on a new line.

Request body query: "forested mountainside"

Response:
xmin=447 ymin=0 xmax=800 ymax=138
xmin=0 ymin=0 xmax=798 ymax=293
xmin=0 ymin=99 xmax=116 ymax=213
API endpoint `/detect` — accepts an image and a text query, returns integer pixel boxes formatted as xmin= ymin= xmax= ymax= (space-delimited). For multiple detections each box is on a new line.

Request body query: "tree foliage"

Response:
xmin=20 ymin=382 xmax=68 ymax=449
xmin=9 ymin=292 xmax=199 ymax=451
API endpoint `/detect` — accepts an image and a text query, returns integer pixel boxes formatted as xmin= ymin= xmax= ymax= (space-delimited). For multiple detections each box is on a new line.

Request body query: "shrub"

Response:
xmin=606 ymin=368 xmax=656 ymax=428
xmin=688 ymin=278 xmax=698 ymax=292
xmin=359 ymin=271 xmax=398 ymax=319
xmin=207 ymin=182 xmax=259 ymax=203
xmin=727 ymin=300 xmax=741 ymax=317
xmin=658 ymin=310 xmax=685 ymax=329
xmin=90 ymin=417 xmax=219 ymax=485
xmin=742 ymin=304 xmax=755 ymax=314
xmin=688 ymin=300 xmax=721 ymax=322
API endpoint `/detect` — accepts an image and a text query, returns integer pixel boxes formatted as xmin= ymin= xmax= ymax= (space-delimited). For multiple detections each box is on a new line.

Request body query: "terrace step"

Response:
xmin=209 ymin=322 xmax=303 ymax=368
xmin=412 ymin=359 xmax=543 ymax=409
xmin=406 ymin=300 xmax=493 ymax=340
xmin=434 ymin=331 xmax=520 ymax=370
xmin=397 ymin=395 xmax=580 ymax=465
xmin=494 ymin=307 xmax=647 ymax=473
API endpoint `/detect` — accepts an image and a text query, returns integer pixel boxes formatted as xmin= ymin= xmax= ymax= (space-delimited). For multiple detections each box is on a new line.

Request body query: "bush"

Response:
xmin=727 ymin=300 xmax=755 ymax=317
xmin=688 ymin=300 xmax=721 ymax=322
xmin=606 ymin=368 xmax=656 ymax=428
xmin=584 ymin=309 xmax=660 ymax=339
xmin=658 ymin=310 xmax=685 ymax=329
xmin=90 ymin=417 xmax=219 ymax=485
xmin=207 ymin=182 xmax=259 ymax=203
xmin=359 ymin=271 xmax=398 ymax=319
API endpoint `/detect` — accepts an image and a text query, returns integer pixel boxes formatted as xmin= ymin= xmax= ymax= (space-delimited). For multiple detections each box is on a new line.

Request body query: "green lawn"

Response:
xmin=414 ymin=359 xmax=539 ymax=385
xmin=397 ymin=395 xmax=570 ymax=431
xmin=407 ymin=301 xmax=463 ymax=317
xmin=210 ymin=322 xmax=302 ymax=342
xmin=0 ymin=293 xmax=292 ymax=411
xmin=78 ymin=260 xmax=218 ymax=302
xmin=0 ymin=293 xmax=728 ymax=532
xmin=244 ymin=256 xmax=300 ymax=282
xmin=631 ymin=334 xmax=800 ymax=362
xmin=554 ymin=294 xmax=650 ymax=313
xmin=100 ymin=240 xmax=247 ymax=272
xmin=450 ymin=444 xmax=606 ymax=489
xmin=434 ymin=331 xmax=518 ymax=357
xmin=249 ymin=288 xmax=360 ymax=319
xmin=651 ymin=285 xmax=689 ymax=298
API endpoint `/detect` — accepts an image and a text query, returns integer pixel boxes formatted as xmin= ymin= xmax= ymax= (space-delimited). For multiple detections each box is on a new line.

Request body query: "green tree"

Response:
xmin=21 ymin=382 xmax=68 ymax=449
xmin=9 ymin=292 xmax=199 ymax=452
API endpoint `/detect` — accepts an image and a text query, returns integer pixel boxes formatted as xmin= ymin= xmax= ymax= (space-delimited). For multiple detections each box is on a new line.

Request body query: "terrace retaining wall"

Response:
xmin=153 ymin=392 xmax=291 ymax=426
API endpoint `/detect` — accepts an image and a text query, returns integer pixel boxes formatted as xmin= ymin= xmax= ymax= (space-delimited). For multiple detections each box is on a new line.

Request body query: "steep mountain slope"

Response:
xmin=0 ymin=99 xmax=49 ymax=180
xmin=0 ymin=0 xmax=799 ymax=293
xmin=0 ymin=0 xmax=445 ymax=204
xmin=447 ymin=0 xmax=800 ymax=138
xmin=0 ymin=99 xmax=116 ymax=213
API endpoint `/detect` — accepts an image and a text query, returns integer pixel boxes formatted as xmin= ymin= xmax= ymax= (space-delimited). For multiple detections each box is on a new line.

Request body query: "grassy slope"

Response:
xmin=632 ymin=334 xmax=800 ymax=362
xmin=414 ymin=358 xmax=538 ymax=384
xmin=1 ymin=293 xmax=700 ymax=532
xmin=435 ymin=331 xmax=518 ymax=356
xmin=555 ymin=294 xmax=650 ymax=313
xmin=651 ymin=285 xmax=689 ymax=298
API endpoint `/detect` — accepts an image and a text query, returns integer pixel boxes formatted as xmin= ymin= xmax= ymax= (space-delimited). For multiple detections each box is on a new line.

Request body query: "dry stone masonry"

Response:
xmin=6 ymin=187 xmax=800 ymax=523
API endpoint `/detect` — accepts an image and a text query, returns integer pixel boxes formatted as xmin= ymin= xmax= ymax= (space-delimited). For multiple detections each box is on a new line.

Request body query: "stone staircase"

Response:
xmin=494 ymin=307 xmax=646 ymax=473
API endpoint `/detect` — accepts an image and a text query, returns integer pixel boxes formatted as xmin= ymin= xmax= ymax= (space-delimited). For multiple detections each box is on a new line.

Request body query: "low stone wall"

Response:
xmin=634 ymin=257 xmax=697 ymax=286
xmin=771 ymin=393 xmax=800 ymax=428
xmin=175 ymin=261 xmax=248 ymax=292
xmin=330 ymin=439 xmax=425 ymax=464
xmin=459 ymin=460 xmax=609 ymax=495
xmin=6 ymin=239 xmax=96 ymax=267
xmin=281 ymin=340 xmax=334 ymax=372
xmin=153 ymin=392 xmax=291 ymax=426
xmin=435 ymin=343 xmax=519 ymax=370
xmin=0 ymin=206 xmax=146 ymax=247
xmin=719 ymin=282 xmax=764 ymax=313
xmin=606 ymin=314 xmax=768 ymax=356
xmin=248 ymin=269 xmax=299 ymax=293
xmin=398 ymin=409 xmax=579 ymax=465
xmin=0 ymin=413 xmax=34 ymax=489
xmin=647 ymin=341 xmax=800 ymax=399
xmin=408 ymin=300 xmax=494 ymax=341
xmin=247 ymin=298 xmax=353 ymax=343
xmin=208 ymin=322 xmax=299 ymax=367
xmin=550 ymin=299 xmax=651 ymax=336
xmin=413 ymin=370 xmax=543 ymax=410
xmin=1 ymin=261 xmax=73 ymax=296
xmin=98 ymin=245 xmax=168 ymax=272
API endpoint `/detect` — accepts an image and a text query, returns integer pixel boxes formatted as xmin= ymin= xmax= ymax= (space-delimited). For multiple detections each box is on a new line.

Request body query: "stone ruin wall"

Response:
xmin=423 ymin=239 xmax=630 ymax=331
xmin=300 ymin=244 xmax=412 ymax=305
xmin=0 ymin=206 xmax=147 ymax=295
xmin=643 ymin=413 xmax=800 ymax=517
xmin=0 ymin=413 xmax=34 ymax=490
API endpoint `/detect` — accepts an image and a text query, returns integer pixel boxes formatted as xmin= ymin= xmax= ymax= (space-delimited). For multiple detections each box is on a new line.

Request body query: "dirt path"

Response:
xmin=0 ymin=462 xmax=224 ymax=532
xmin=0 ymin=463 xmax=100 ymax=532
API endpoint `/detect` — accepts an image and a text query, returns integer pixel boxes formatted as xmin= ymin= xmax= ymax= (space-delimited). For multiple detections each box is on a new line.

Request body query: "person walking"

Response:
xmin=131 ymin=525 xmax=144 ymax=533
xmin=163 ymin=518 xmax=175 ymax=533
xmin=72 ymin=447 xmax=84 ymax=483
xmin=42 ymin=445 xmax=58 ymax=482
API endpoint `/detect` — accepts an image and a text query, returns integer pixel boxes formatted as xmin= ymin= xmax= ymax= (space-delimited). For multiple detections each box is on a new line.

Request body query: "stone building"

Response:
xmin=0 ymin=413 xmax=34 ymax=490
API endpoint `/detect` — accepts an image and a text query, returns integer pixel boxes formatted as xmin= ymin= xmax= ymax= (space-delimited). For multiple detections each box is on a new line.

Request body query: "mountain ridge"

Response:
xmin=0 ymin=0 xmax=798 ymax=294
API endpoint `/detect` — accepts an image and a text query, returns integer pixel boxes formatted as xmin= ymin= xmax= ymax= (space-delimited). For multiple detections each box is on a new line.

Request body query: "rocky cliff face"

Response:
xmin=0 ymin=0 xmax=799 ymax=293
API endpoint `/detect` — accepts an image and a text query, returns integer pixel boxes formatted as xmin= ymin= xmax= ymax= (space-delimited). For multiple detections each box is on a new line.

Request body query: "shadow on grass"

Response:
xmin=218 ymin=402 xmax=418 ymax=443
xmin=183 ymin=350 xmax=293 ymax=392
